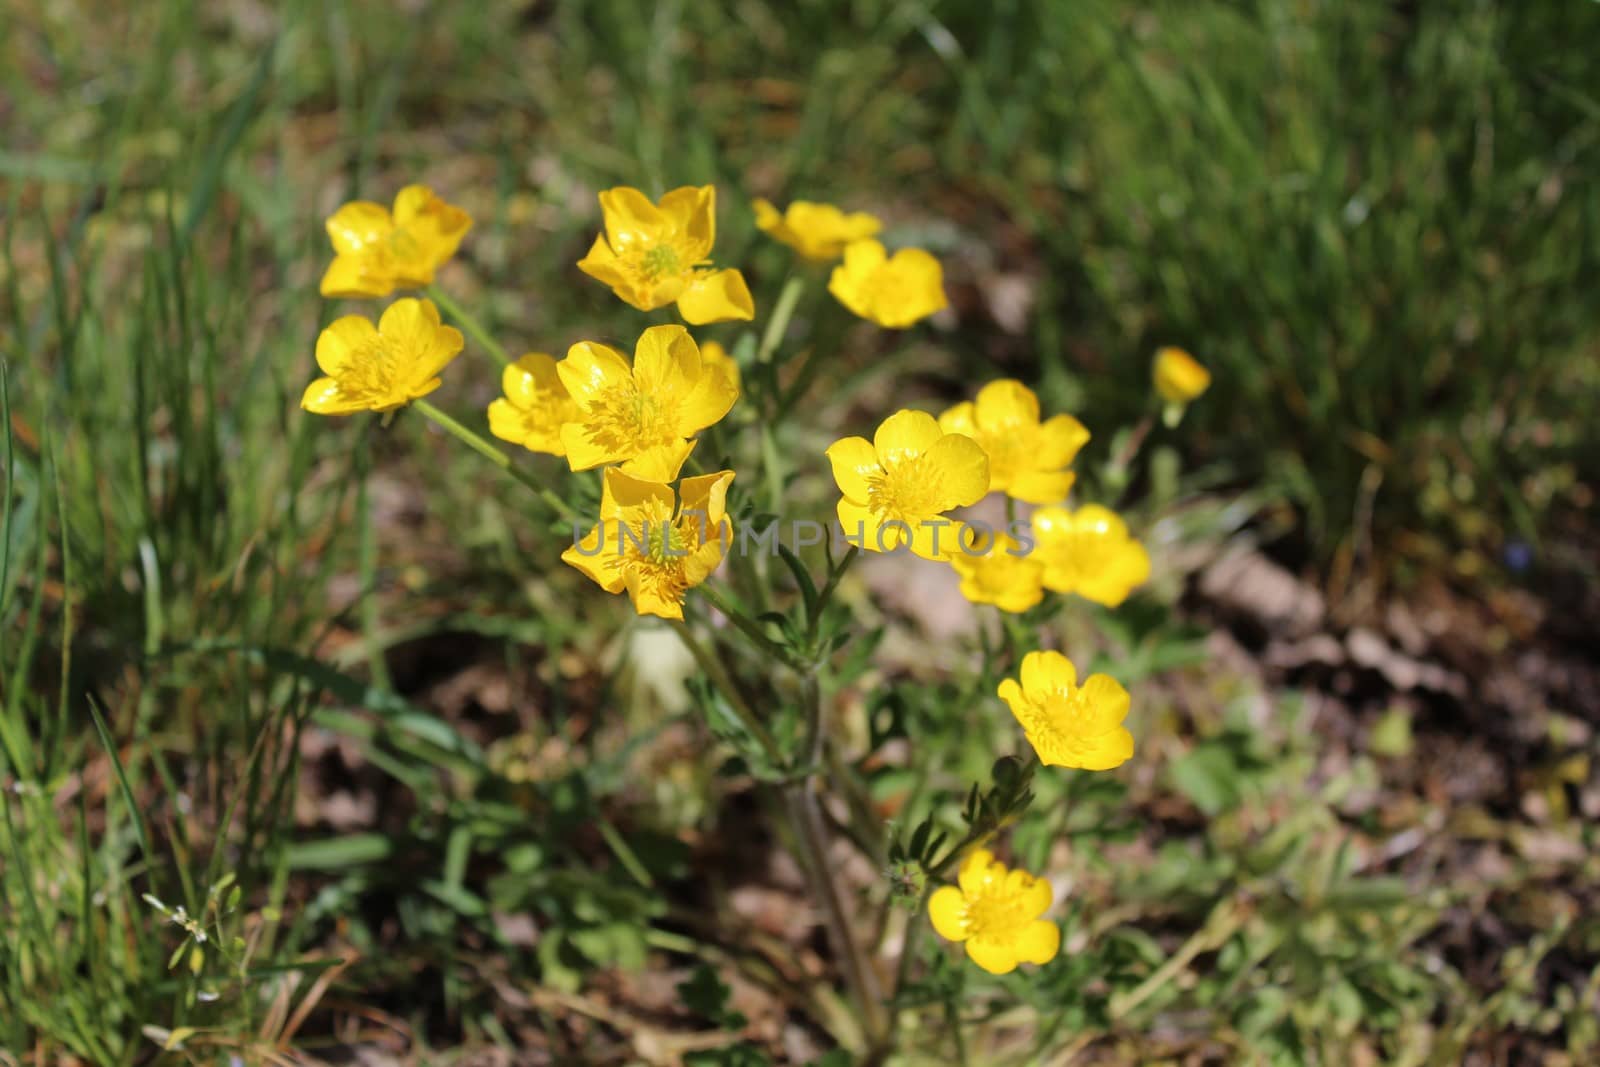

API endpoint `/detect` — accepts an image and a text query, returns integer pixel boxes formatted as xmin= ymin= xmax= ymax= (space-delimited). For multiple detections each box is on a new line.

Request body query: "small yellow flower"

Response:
xmin=1030 ymin=505 xmax=1150 ymax=607
xmin=577 ymin=186 xmax=755 ymax=324
xmin=562 ymin=468 xmax=735 ymax=620
xmin=1152 ymin=346 xmax=1211 ymax=405
xmin=301 ymin=298 xmax=464 ymax=415
xmin=950 ymin=530 xmax=1045 ymax=614
xmin=826 ymin=410 xmax=988 ymax=560
xmin=698 ymin=340 xmax=740 ymax=395
xmin=556 ymin=324 xmax=739 ymax=482
xmin=320 ymin=186 xmax=472 ymax=299
xmin=998 ymin=650 xmax=1134 ymax=771
xmin=753 ymin=198 xmax=881 ymax=261
xmin=938 ymin=380 xmax=1089 ymax=504
xmin=928 ymin=849 xmax=1061 ymax=975
xmin=828 ymin=239 xmax=947 ymax=328
xmin=488 ymin=353 xmax=580 ymax=456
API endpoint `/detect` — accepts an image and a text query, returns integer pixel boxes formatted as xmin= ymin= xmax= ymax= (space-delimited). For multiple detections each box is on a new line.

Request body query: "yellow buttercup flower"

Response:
xmin=1153 ymin=346 xmax=1211 ymax=404
xmin=1030 ymin=505 xmax=1150 ymax=607
xmin=699 ymin=340 xmax=740 ymax=395
xmin=301 ymin=298 xmax=464 ymax=415
xmin=929 ymin=849 xmax=1061 ymax=975
xmin=488 ymin=353 xmax=580 ymax=456
xmin=950 ymin=530 xmax=1044 ymax=614
xmin=320 ymin=186 xmax=472 ymax=299
xmin=562 ymin=468 xmax=735 ymax=620
xmin=556 ymin=324 xmax=739 ymax=482
xmin=577 ymin=186 xmax=755 ymax=325
xmin=828 ymin=239 xmax=947 ymax=328
xmin=753 ymin=198 xmax=881 ymax=261
xmin=998 ymin=650 xmax=1134 ymax=771
xmin=938 ymin=380 xmax=1089 ymax=504
xmin=826 ymin=410 xmax=988 ymax=560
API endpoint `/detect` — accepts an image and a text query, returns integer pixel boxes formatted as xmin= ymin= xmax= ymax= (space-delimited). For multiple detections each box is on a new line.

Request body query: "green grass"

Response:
xmin=3 ymin=0 xmax=1598 ymax=1062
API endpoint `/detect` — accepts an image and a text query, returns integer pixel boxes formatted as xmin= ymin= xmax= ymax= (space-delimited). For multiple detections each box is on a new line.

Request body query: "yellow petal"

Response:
xmin=487 ymin=398 xmax=524 ymax=446
xmin=682 ymin=534 xmax=729 ymax=587
xmin=1035 ymin=414 xmax=1090 ymax=468
xmin=928 ymin=886 xmax=970 ymax=942
xmin=785 ymin=201 xmax=881 ymax=259
xmin=377 ymin=297 xmax=433 ymax=344
xmin=325 ymin=201 xmax=392 ymax=255
xmin=1153 ymin=346 xmax=1211 ymax=404
xmin=872 ymin=409 xmax=942 ymax=465
xmin=623 ymin=568 xmax=685 ymax=620
xmin=875 ymin=248 xmax=947 ymax=328
xmin=300 ymin=378 xmax=364 ymax=415
xmin=602 ymin=467 xmax=676 ymax=515
xmin=560 ymin=425 xmax=619 ymax=472
xmin=1080 ymin=673 xmax=1132 ymax=726
xmin=752 ymin=198 xmax=783 ymax=235
xmin=658 ymin=185 xmax=715 ymax=260
xmin=922 ymin=433 xmax=990 ymax=510
xmin=1073 ymin=726 xmax=1135 ymax=771
xmin=836 ymin=496 xmax=888 ymax=552
xmin=699 ymin=340 xmax=741 ymax=396
xmin=576 ymin=233 xmax=630 ymax=292
xmin=1020 ymin=650 xmax=1076 ymax=698
xmin=996 ymin=678 xmax=1025 ymax=717
xmin=598 ymin=186 xmax=666 ymax=252
xmin=965 ymin=938 xmax=1019 ymax=975
xmin=937 ymin=401 xmax=977 ymax=439
xmin=620 ymin=440 xmax=697 ymax=482
xmin=1007 ymin=470 xmax=1076 ymax=505
xmin=825 ymin=436 xmax=881 ymax=501
xmin=677 ymin=346 xmax=741 ymax=436
xmin=957 ymin=849 xmax=998 ymax=895
xmin=562 ymin=524 xmax=628 ymax=593
xmin=503 ymin=353 xmax=558 ymax=408
xmin=677 ymin=269 xmax=755 ymax=325
xmin=1077 ymin=541 xmax=1151 ymax=607
xmin=315 ymin=316 xmax=378 ymax=375
xmin=679 ymin=470 xmax=737 ymax=528
xmin=827 ymin=239 xmax=885 ymax=318
xmin=1004 ymin=869 xmax=1054 ymax=918
xmin=973 ymin=379 xmax=1040 ymax=433
xmin=320 ymin=253 xmax=389 ymax=298
xmin=1015 ymin=920 xmax=1062 ymax=966
xmin=558 ymin=341 xmax=634 ymax=408
xmin=1029 ymin=506 xmax=1075 ymax=555
xmin=905 ymin=517 xmax=962 ymax=561
xmin=391 ymin=185 xmax=436 ymax=225
xmin=633 ymin=324 xmax=699 ymax=402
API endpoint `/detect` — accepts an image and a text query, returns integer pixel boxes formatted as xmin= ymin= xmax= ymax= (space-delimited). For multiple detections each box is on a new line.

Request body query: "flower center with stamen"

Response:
xmin=645 ymin=520 xmax=688 ymax=564
xmin=337 ymin=337 xmax=412 ymax=404
xmin=584 ymin=383 xmax=678 ymax=454
xmin=963 ymin=884 xmax=1035 ymax=943
xmin=866 ymin=457 xmax=943 ymax=521
xmin=641 ymin=243 xmax=683 ymax=280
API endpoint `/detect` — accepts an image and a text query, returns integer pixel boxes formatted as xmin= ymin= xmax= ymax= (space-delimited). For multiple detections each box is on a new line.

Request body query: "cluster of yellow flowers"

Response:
xmin=301 ymin=180 xmax=1209 ymax=980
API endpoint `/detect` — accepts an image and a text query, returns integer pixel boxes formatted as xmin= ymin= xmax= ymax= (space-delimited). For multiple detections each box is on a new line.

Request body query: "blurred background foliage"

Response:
xmin=3 ymin=0 xmax=1598 ymax=1063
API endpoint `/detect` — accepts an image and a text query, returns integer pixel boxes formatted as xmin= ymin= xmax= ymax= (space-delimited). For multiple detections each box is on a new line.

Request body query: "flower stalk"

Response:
xmin=411 ymin=399 xmax=576 ymax=521
xmin=426 ymin=283 xmax=513 ymax=368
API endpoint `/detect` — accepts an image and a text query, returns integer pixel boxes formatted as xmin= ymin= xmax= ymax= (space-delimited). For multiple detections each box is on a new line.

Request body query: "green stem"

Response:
xmin=807 ymin=545 xmax=860 ymax=646
xmin=410 ymin=399 xmax=576 ymax=521
xmin=667 ymin=617 xmax=783 ymax=767
xmin=597 ymin=817 xmax=654 ymax=889
xmin=426 ymin=283 xmax=512 ymax=368
xmin=758 ymin=275 xmax=806 ymax=364
xmin=786 ymin=781 xmax=888 ymax=1043
xmin=700 ymin=583 xmax=804 ymax=669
